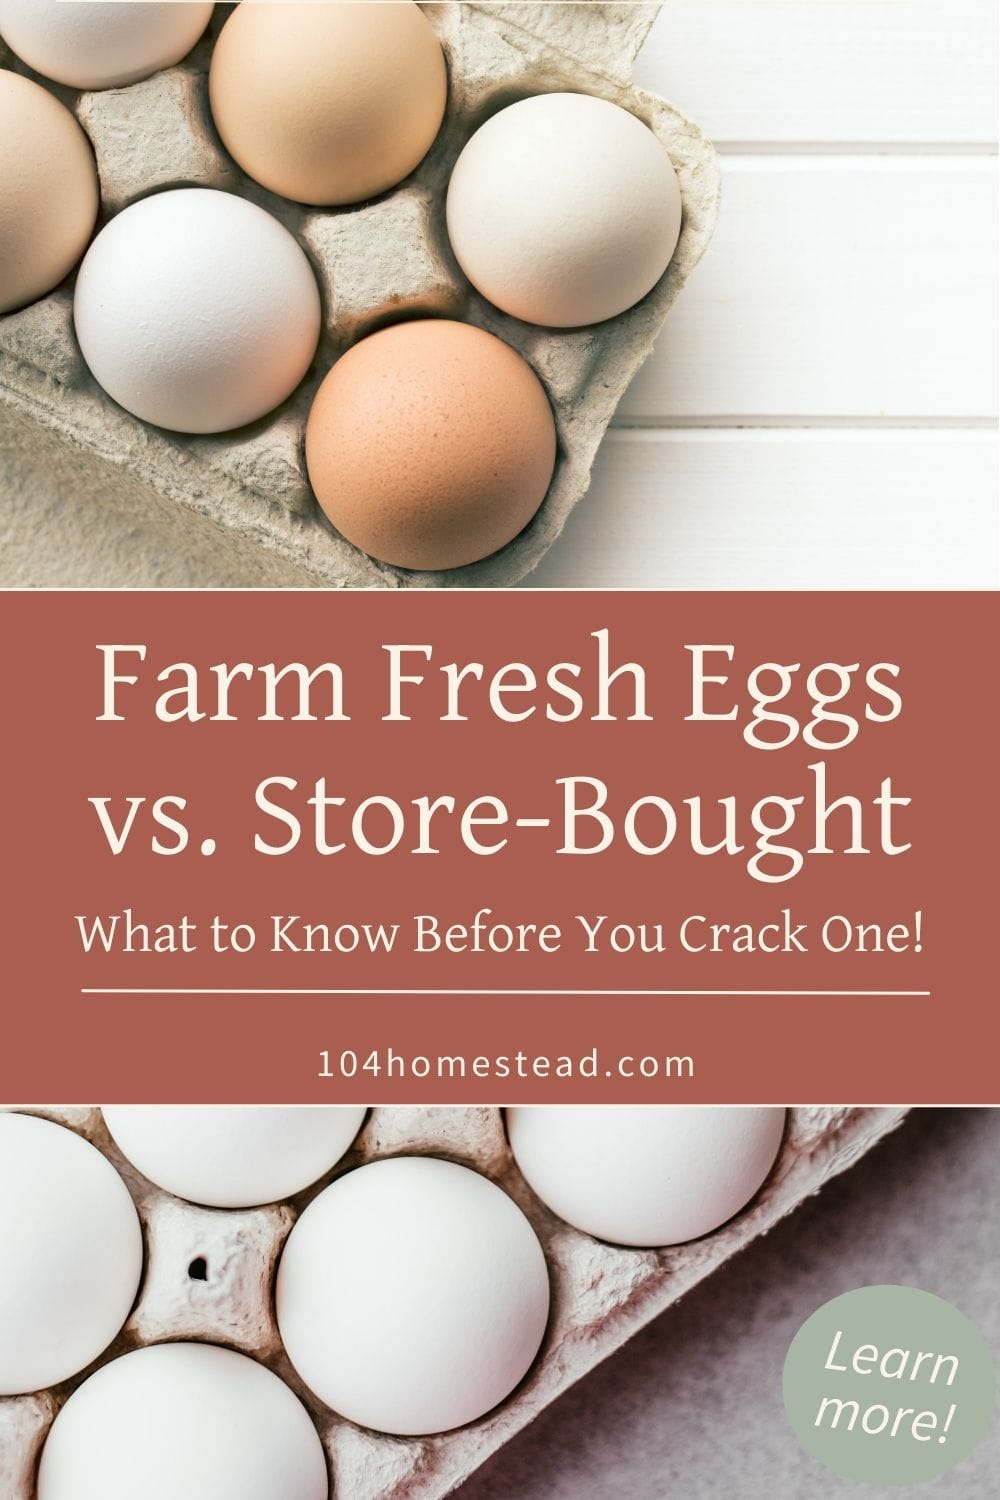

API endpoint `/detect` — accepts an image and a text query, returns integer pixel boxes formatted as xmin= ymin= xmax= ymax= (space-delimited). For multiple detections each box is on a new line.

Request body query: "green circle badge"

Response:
xmin=783 ymin=1285 xmax=995 ymax=1486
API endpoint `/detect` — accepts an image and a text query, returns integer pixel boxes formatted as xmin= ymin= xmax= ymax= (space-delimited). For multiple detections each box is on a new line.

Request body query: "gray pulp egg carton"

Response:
xmin=0 ymin=2 xmax=720 ymax=589
xmin=0 ymin=1105 xmax=909 ymax=1499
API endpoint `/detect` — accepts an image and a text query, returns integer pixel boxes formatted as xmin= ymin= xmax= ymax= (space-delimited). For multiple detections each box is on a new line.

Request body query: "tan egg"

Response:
xmin=306 ymin=320 xmax=557 ymax=571
xmin=0 ymin=71 xmax=99 ymax=315
xmin=209 ymin=1 xmax=447 ymax=207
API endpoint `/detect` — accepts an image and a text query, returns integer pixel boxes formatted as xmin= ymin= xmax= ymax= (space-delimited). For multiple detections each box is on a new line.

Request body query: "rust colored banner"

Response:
xmin=2 ymin=590 xmax=996 ymax=1103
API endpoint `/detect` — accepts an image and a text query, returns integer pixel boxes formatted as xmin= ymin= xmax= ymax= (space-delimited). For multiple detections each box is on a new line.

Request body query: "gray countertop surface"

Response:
xmin=454 ymin=1108 xmax=999 ymax=1500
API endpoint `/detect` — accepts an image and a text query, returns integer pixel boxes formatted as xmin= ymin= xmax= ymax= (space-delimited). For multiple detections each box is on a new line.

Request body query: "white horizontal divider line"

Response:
xmin=80 ymin=987 xmax=933 ymax=998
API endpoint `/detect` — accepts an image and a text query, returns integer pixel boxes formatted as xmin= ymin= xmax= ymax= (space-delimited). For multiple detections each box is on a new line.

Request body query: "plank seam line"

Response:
xmin=611 ymin=417 xmax=999 ymax=433
xmin=715 ymin=141 xmax=998 ymax=158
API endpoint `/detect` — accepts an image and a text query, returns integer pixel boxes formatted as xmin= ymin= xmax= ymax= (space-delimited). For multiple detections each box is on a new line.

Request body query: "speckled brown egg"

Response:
xmin=305 ymin=320 xmax=557 ymax=571
xmin=0 ymin=70 xmax=99 ymax=314
xmin=209 ymin=1 xmax=447 ymax=207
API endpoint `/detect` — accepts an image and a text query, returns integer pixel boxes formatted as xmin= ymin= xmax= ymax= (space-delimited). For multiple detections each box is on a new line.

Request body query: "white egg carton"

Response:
xmin=0 ymin=1105 xmax=908 ymax=1499
xmin=0 ymin=2 xmax=720 ymax=588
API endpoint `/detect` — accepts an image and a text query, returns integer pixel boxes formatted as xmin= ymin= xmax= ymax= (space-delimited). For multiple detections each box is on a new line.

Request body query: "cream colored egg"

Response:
xmin=210 ymin=1 xmax=447 ymax=206
xmin=506 ymin=1106 xmax=786 ymax=1247
xmin=0 ymin=70 xmax=98 ymax=314
xmin=447 ymin=92 xmax=682 ymax=327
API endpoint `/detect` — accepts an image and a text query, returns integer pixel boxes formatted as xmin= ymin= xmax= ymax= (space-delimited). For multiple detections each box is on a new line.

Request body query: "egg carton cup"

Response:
xmin=0 ymin=2 xmax=720 ymax=589
xmin=0 ymin=1104 xmax=908 ymax=1498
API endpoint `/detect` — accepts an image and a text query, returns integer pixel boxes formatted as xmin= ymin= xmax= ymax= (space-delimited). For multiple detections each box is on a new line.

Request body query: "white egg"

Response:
xmin=74 ymin=188 xmax=321 ymax=434
xmin=0 ymin=1 xmax=214 ymax=90
xmin=506 ymin=1106 xmax=786 ymax=1247
xmin=101 ymin=1105 xmax=367 ymax=1207
xmin=447 ymin=92 xmax=683 ymax=328
xmin=36 ymin=1342 xmax=328 ymax=1500
xmin=276 ymin=1156 xmax=550 ymax=1435
xmin=0 ymin=1112 xmax=143 ymax=1395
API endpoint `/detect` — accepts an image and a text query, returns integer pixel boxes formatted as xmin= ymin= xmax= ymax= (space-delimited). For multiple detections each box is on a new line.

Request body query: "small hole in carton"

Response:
xmin=188 ymin=1256 xmax=208 ymax=1281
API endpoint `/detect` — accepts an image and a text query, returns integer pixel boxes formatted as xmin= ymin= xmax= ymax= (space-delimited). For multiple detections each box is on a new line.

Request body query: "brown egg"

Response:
xmin=209 ymin=2 xmax=447 ymax=207
xmin=0 ymin=71 xmax=99 ymax=315
xmin=306 ymin=320 xmax=557 ymax=571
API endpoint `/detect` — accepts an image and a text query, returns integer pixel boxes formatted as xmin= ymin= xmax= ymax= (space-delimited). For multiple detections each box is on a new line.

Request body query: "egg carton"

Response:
xmin=0 ymin=1104 xmax=908 ymax=1499
xmin=0 ymin=2 xmax=720 ymax=589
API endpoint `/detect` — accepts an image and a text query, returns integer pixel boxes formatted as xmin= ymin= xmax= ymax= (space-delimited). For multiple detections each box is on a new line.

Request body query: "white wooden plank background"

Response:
xmin=539 ymin=0 xmax=999 ymax=589
xmin=527 ymin=430 xmax=998 ymax=587
xmin=633 ymin=0 xmax=999 ymax=145
xmin=618 ymin=159 xmax=998 ymax=422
